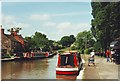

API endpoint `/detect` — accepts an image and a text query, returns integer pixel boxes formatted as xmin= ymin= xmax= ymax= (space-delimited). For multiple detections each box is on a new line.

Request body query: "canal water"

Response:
xmin=2 ymin=55 xmax=57 ymax=79
xmin=1 ymin=55 xmax=77 ymax=80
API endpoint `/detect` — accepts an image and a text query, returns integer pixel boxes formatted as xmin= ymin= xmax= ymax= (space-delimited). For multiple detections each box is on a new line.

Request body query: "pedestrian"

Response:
xmin=110 ymin=49 xmax=115 ymax=63
xmin=81 ymin=48 xmax=85 ymax=59
xmin=106 ymin=49 xmax=111 ymax=62
xmin=88 ymin=50 xmax=95 ymax=66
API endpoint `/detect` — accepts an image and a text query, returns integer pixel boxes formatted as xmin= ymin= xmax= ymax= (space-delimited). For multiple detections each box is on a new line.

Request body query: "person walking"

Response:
xmin=106 ymin=49 xmax=111 ymax=62
xmin=88 ymin=50 xmax=95 ymax=66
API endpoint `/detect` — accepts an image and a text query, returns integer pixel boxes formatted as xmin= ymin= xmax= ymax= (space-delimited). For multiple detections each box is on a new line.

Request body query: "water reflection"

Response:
xmin=2 ymin=55 xmax=79 ymax=80
xmin=56 ymin=75 xmax=77 ymax=80
xmin=2 ymin=56 xmax=57 ymax=79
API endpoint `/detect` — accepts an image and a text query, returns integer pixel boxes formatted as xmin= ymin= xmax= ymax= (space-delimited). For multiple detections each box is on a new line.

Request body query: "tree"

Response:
xmin=25 ymin=32 xmax=59 ymax=52
xmin=91 ymin=2 xmax=120 ymax=50
xmin=59 ymin=35 xmax=76 ymax=47
xmin=69 ymin=35 xmax=76 ymax=45
xmin=75 ymin=30 xmax=95 ymax=50
xmin=24 ymin=36 xmax=36 ymax=50
xmin=60 ymin=36 xmax=70 ymax=47
xmin=33 ymin=32 xmax=49 ymax=49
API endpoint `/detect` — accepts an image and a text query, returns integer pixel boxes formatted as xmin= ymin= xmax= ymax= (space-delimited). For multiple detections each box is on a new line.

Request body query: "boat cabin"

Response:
xmin=57 ymin=52 xmax=81 ymax=68
xmin=56 ymin=51 xmax=82 ymax=75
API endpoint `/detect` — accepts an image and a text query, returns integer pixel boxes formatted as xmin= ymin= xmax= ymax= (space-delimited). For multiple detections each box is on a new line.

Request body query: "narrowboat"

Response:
xmin=56 ymin=51 xmax=83 ymax=75
xmin=23 ymin=52 xmax=49 ymax=59
xmin=1 ymin=57 xmax=15 ymax=61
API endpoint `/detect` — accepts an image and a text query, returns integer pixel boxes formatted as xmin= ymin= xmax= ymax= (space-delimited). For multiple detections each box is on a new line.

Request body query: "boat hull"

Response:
xmin=56 ymin=67 xmax=79 ymax=75
xmin=1 ymin=58 xmax=15 ymax=61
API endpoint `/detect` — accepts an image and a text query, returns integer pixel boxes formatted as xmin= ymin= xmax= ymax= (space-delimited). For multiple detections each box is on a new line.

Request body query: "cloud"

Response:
xmin=41 ymin=22 xmax=90 ymax=40
xmin=57 ymin=22 xmax=72 ymax=30
xmin=15 ymin=22 xmax=31 ymax=28
xmin=76 ymin=23 xmax=90 ymax=30
xmin=2 ymin=14 xmax=32 ymax=33
xmin=29 ymin=12 xmax=89 ymax=22
xmin=43 ymin=22 xmax=56 ymax=27
xmin=29 ymin=14 xmax=50 ymax=21
xmin=52 ymin=12 xmax=89 ymax=17
xmin=55 ymin=22 xmax=90 ymax=37
xmin=2 ymin=14 xmax=15 ymax=25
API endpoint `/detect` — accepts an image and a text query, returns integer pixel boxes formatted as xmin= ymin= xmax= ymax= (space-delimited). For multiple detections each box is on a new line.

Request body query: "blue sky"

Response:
xmin=2 ymin=1 xmax=93 ymax=41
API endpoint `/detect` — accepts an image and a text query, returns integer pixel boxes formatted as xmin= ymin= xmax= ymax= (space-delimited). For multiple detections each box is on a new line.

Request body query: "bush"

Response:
xmin=84 ymin=47 xmax=94 ymax=54
xmin=93 ymin=42 xmax=101 ymax=51
xmin=84 ymin=49 xmax=89 ymax=54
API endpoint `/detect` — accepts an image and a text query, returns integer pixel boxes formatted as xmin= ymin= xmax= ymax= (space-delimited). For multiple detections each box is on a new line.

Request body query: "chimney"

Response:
xmin=1 ymin=25 xmax=4 ymax=34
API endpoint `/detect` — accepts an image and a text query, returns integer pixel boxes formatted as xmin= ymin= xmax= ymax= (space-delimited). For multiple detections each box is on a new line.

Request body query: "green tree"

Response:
xmin=60 ymin=36 xmax=70 ymax=47
xmin=69 ymin=35 xmax=76 ymax=45
xmin=60 ymin=35 xmax=75 ymax=47
xmin=91 ymin=2 xmax=120 ymax=50
xmin=24 ymin=36 xmax=36 ymax=50
xmin=75 ymin=30 xmax=95 ymax=50
xmin=33 ymin=32 xmax=49 ymax=49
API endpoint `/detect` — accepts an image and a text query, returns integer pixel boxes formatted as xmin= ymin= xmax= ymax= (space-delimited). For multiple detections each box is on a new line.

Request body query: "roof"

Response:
xmin=17 ymin=35 xmax=24 ymax=40
xmin=60 ymin=50 xmax=77 ymax=55
xmin=110 ymin=40 xmax=120 ymax=49
xmin=110 ymin=41 xmax=118 ymax=45
xmin=110 ymin=41 xmax=119 ymax=47
xmin=5 ymin=34 xmax=18 ymax=42
xmin=63 ymin=52 xmax=71 ymax=55
xmin=64 ymin=50 xmax=77 ymax=53
xmin=14 ymin=34 xmax=26 ymax=43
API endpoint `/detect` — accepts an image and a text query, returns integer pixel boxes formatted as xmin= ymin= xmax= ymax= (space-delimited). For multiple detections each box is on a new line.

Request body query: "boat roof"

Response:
xmin=60 ymin=50 xmax=77 ymax=55
xmin=63 ymin=52 xmax=71 ymax=55
xmin=64 ymin=50 xmax=77 ymax=53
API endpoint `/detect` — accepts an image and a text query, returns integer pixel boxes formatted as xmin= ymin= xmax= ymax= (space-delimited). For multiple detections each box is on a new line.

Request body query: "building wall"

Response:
xmin=1 ymin=28 xmax=29 ymax=54
xmin=1 ymin=34 xmax=11 ymax=54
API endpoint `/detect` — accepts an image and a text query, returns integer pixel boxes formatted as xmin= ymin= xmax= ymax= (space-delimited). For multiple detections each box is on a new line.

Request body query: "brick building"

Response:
xmin=1 ymin=26 xmax=28 ymax=55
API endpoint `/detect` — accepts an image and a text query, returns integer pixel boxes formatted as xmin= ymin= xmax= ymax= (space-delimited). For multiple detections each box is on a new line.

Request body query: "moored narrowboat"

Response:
xmin=56 ymin=51 xmax=83 ymax=75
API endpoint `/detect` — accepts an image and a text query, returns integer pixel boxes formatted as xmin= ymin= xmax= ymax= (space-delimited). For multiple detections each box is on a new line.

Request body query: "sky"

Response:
xmin=2 ymin=1 xmax=93 ymax=41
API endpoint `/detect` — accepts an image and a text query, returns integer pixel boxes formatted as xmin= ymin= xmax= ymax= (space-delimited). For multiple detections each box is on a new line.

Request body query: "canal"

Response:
xmin=2 ymin=55 xmax=58 ymax=79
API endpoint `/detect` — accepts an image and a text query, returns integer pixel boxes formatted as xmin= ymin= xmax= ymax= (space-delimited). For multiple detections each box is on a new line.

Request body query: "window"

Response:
xmin=60 ymin=55 xmax=74 ymax=66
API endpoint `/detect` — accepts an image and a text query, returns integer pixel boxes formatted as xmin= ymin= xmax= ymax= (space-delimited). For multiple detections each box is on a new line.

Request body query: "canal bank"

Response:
xmin=82 ymin=54 xmax=119 ymax=80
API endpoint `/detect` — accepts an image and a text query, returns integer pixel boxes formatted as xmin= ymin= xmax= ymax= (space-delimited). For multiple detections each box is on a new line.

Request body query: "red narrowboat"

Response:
xmin=56 ymin=51 xmax=83 ymax=75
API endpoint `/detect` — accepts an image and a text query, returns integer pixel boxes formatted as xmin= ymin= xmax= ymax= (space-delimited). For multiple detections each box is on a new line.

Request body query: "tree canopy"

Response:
xmin=59 ymin=35 xmax=76 ymax=47
xmin=75 ymin=30 xmax=95 ymax=50
xmin=91 ymin=2 xmax=120 ymax=50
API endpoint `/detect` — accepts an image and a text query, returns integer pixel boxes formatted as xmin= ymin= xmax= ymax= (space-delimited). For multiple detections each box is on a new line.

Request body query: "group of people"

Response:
xmin=81 ymin=49 xmax=114 ymax=66
xmin=106 ymin=49 xmax=114 ymax=62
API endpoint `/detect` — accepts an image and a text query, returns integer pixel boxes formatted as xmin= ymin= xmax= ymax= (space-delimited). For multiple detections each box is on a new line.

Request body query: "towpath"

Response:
xmin=78 ymin=54 xmax=119 ymax=80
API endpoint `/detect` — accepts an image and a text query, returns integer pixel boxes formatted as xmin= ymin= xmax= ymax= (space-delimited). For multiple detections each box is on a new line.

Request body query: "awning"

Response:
xmin=110 ymin=41 xmax=118 ymax=47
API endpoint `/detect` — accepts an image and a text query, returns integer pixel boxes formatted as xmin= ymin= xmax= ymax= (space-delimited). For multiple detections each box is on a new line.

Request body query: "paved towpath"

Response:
xmin=81 ymin=54 xmax=119 ymax=80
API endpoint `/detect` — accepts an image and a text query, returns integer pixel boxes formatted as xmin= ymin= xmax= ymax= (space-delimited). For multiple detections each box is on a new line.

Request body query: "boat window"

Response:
xmin=60 ymin=55 xmax=66 ymax=66
xmin=60 ymin=55 xmax=74 ymax=66
xmin=67 ymin=55 xmax=74 ymax=66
